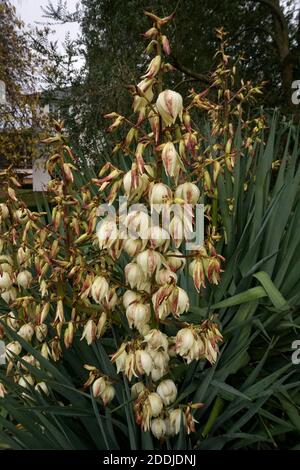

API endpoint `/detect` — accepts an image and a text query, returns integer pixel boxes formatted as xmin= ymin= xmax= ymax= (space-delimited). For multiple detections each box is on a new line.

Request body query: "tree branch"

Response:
xmin=170 ymin=54 xmax=210 ymax=84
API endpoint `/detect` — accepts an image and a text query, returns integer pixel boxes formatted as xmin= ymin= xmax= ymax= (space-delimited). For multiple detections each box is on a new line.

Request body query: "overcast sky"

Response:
xmin=11 ymin=0 xmax=81 ymax=51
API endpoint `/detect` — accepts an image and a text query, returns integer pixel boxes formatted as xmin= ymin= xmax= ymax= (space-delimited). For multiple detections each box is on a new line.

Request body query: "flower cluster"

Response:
xmin=0 ymin=11 xmax=228 ymax=440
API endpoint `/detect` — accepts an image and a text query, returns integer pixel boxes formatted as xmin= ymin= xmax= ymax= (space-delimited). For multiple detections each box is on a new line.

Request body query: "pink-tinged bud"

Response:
xmin=142 ymin=55 xmax=161 ymax=78
xmin=156 ymin=90 xmax=183 ymax=127
xmin=131 ymin=382 xmax=145 ymax=399
xmin=0 ymin=272 xmax=12 ymax=290
xmin=148 ymin=226 xmax=170 ymax=251
xmin=161 ymin=35 xmax=171 ymax=55
xmin=123 ymin=290 xmax=142 ymax=309
xmin=147 ymin=392 xmax=163 ymax=417
xmin=161 ymin=142 xmax=181 ymax=180
xmin=169 ymin=215 xmax=185 ymax=248
xmin=96 ymin=219 xmax=118 ymax=249
xmin=149 ymin=182 xmax=172 ymax=205
xmin=148 ymin=108 xmax=160 ymax=143
xmin=6 ymin=341 xmax=22 ymax=360
xmin=143 ymin=26 xmax=158 ymax=39
xmin=136 ymin=249 xmax=162 ymax=277
xmin=125 ymin=262 xmax=145 ymax=289
xmin=183 ymin=111 xmax=192 ymax=131
xmin=189 ymin=258 xmax=206 ymax=292
xmin=17 ymin=270 xmax=33 ymax=289
xmin=18 ymin=323 xmax=34 ymax=342
xmin=176 ymin=328 xmax=195 ymax=356
xmin=126 ymin=303 xmax=151 ymax=330
xmin=151 ymin=418 xmax=167 ymax=439
xmin=175 ymin=182 xmax=200 ymax=205
xmin=135 ymin=350 xmax=152 ymax=376
xmin=123 ymin=169 xmax=149 ymax=200
xmin=165 ymin=250 xmax=186 ymax=272
xmin=157 ymin=379 xmax=177 ymax=405
xmin=91 ymin=276 xmax=109 ymax=304
xmin=101 ymin=385 xmax=115 ymax=405
xmin=81 ymin=319 xmax=97 ymax=345
xmin=170 ymin=287 xmax=189 ymax=317
xmin=135 ymin=142 xmax=145 ymax=174
xmin=107 ymin=115 xmax=124 ymax=133
xmin=63 ymin=163 xmax=74 ymax=183
xmin=207 ymin=257 xmax=222 ymax=285
xmin=155 ymin=268 xmax=177 ymax=286
xmin=92 ymin=377 xmax=106 ymax=398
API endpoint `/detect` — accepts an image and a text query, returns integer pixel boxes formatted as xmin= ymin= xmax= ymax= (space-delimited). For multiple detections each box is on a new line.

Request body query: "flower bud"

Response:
xmin=125 ymin=262 xmax=145 ymax=289
xmin=161 ymin=142 xmax=181 ymax=180
xmin=81 ymin=319 xmax=97 ymax=345
xmin=101 ymin=385 xmax=115 ymax=405
xmin=156 ymin=379 xmax=177 ymax=406
xmin=0 ymin=382 xmax=7 ymax=398
xmin=0 ymin=272 xmax=12 ymax=290
xmin=135 ymin=350 xmax=152 ymax=376
xmin=149 ymin=183 xmax=172 ymax=205
xmin=6 ymin=341 xmax=22 ymax=360
xmin=148 ymin=226 xmax=170 ymax=251
xmin=18 ymin=374 xmax=35 ymax=389
xmin=165 ymin=250 xmax=186 ymax=272
xmin=91 ymin=276 xmax=109 ymax=304
xmin=169 ymin=215 xmax=184 ymax=248
xmin=131 ymin=382 xmax=145 ymax=399
xmin=175 ymin=182 xmax=200 ymax=204
xmin=17 ymin=270 xmax=33 ymax=289
xmin=189 ymin=258 xmax=206 ymax=292
xmin=144 ymin=329 xmax=169 ymax=352
xmin=92 ymin=377 xmax=107 ymax=398
xmin=176 ymin=328 xmax=195 ymax=356
xmin=168 ymin=409 xmax=185 ymax=436
xmin=123 ymin=290 xmax=142 ymax=309
xmin=1 ymin=287 xmax=17 ymax=303
xmin=0 ymin=203 xmax=9 ymax=220
xmin=142 ymin=55 xmax=161 ymax=79
xmin=35 ymin=324 xmax=48 ymax=342
xmin=35 ymin=381 xmax=49 ymax=395
xmin=170 ymin=287 xmax=189 ymax=317
xmin=96 ymin=312 xmax=107 ymax=338
xmin=156 ymin=90 xmax=183 ymax=127
xmin=151 ymin=418 xmax=167 ymax=439
xmin=18 ymin=323 xmax=34 ymax=342
xmin=136 ymin=249 xmax=162 ymax=277
xmin=147 ymin=392 xmax=163 ymax=417
xmin=126 ymin=303 xmax=150 ymax=330
xmin=96 ymin=219 xmax=118 ymax=249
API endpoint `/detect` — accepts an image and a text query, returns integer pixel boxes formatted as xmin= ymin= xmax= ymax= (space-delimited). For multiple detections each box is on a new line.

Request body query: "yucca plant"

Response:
xmin=0 ymin=11 xmax=299 ymax=450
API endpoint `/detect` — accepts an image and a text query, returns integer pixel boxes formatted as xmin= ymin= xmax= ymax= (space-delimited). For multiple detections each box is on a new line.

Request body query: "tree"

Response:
xmin=0 ymin=0 xmax=48 ymax=166
xmin=40 ymin=0 xmax=300 ymax=162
